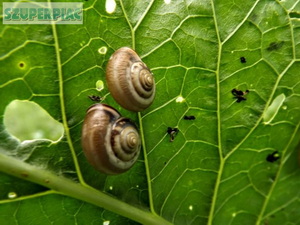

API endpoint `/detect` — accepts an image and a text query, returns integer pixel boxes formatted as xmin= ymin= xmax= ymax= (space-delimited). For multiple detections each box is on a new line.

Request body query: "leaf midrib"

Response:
xmin=50 ymin=5 xmax=84 ymax=184
xmin=206 ymin=0 xmax=224 ymax=224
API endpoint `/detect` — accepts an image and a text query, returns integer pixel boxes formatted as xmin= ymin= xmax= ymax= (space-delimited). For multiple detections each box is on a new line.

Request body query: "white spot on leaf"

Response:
xmin=96 ymin=80 xmax=104 ymax=91
xmin=176 ymin=96 xmax=185 ymax=103
xmin=98 ymin=46 xmax=107 ymax=55
xmin=105 ymin=0 xmax=116 ymax=14
xmin=103 ymin=221 xmax=110 ymax=225
xmin=188 ymin=205 xmax=193 ymax=211
xmin=8 ymin=192 xmax=17 ymax=199
xmin=263 ymin=93 xmax=286 ymax=124
xmin=164 ymin=0 xmax=171 ymax=4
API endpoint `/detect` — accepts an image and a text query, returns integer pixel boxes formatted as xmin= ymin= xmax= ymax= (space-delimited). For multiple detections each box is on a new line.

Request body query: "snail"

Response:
xmin=81 ymin=104 xmax=141 ymax=175
xmin=106 ymin=47 xmax=155 ymax=112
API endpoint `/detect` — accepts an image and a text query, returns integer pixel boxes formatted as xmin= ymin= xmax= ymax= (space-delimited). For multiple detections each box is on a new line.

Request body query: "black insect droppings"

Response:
xmin=240 ymin=57 xmax=246 ymax=63
xmin=266 ymin=151 xmax=280 ymax=163
xmin=267 ymin=41 xmax=284 ymax=51
xmin=231 ymin=89 xmax=249 ymax=103
xmin=88 ymin=95 xmax=102 ymax=102
xmin=184 ymin=115 xmax=196 ymax=120
xmin=167 ymin=127 xmax=179 ymax=142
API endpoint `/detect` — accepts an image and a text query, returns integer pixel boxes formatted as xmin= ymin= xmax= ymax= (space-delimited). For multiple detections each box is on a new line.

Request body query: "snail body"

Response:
xmin=106 ymin=47 xmax=155 ymax=112
xmin=81 ymin=104 xmax=141 ymax=175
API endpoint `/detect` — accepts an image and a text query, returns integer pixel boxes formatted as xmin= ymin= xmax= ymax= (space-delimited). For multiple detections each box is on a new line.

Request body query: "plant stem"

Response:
xmin=0 ymin=153 xmax=172 ymax=225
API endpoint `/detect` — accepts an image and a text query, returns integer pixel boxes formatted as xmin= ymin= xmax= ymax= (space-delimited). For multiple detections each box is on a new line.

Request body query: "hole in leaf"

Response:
xmin=3 ymin=100 xmax=64 ymax=142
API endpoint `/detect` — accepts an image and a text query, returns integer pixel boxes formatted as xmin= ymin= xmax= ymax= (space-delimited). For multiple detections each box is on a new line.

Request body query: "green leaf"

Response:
xmin=1 ymin=0 xmax=300 ymax=224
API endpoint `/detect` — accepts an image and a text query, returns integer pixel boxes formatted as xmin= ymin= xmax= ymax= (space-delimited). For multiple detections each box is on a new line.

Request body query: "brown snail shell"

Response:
xmin=81 ymin=104 xmax=141 ymax=175
xmin=106 ymin=47 xmax=155 ymax=112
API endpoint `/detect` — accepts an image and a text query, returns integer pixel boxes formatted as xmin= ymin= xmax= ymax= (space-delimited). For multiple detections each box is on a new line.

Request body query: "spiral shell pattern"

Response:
xmin=81 ymin=104 xmax=141 ymax=175
xmin=106 ymin=47 xmax=155 ymax=112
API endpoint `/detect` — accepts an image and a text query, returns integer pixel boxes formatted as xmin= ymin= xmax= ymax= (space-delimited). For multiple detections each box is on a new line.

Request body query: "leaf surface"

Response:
xmin=1 ymin=0 xmax=300 ymax=224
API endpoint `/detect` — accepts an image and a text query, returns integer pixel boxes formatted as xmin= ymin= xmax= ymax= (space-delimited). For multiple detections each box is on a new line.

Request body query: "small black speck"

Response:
xmin=231 ymin=88 xmax=249 ymax=103
xmin=184 ymin=115 xmax=196 ymax=120
xmin=232 ymin=89 xmax=243 ymax=95
xmin=266 ymin=151 xmax=280 ymax=163
xmin=88 ymin=95 xmax=102 ymax=102
xmin=167 ymin=127 xmax=179 ymax=142
xmin=19 ymin=62 xmax=25 ymax=68
xmin=240 ymin=57 xmax=246 ymax=63
xmin=167 ymin=127 xmax=178 ymax=134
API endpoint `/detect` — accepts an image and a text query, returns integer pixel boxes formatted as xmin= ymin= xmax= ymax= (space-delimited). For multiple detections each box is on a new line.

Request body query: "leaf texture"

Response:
xmin=0 ymin=0 xmax=300 ymax=224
